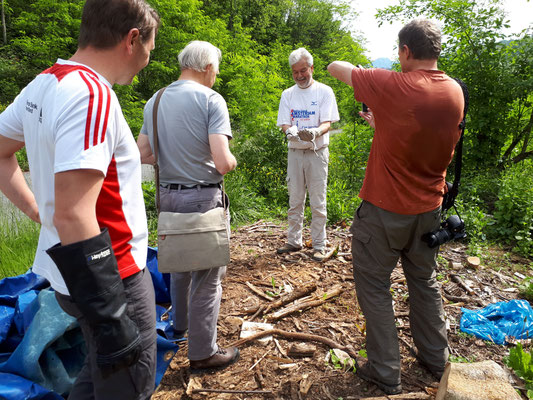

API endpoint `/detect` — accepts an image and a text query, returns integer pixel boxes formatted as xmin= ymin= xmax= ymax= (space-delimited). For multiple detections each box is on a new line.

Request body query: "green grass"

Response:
xmin=0 ymin=202 xmax=40 ymax=279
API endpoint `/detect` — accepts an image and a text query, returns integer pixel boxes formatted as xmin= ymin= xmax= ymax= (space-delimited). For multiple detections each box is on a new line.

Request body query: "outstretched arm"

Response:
xmin=327 ymin=61 xmax=356 ymax=87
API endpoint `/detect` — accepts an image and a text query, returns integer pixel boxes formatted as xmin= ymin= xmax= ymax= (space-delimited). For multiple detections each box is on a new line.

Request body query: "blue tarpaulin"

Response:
xmin=460 ymin=299 xmax=533 ymax=345
xmin=0 ymin=247 xmax=179 ymax=399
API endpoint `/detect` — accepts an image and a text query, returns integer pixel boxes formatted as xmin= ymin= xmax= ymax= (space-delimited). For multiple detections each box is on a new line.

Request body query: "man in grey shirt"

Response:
xmin=137 ymin=40 xmax=238 ymax=373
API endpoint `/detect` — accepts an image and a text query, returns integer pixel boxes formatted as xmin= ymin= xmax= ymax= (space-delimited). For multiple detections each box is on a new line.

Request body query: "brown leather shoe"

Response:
xmin=189 ymin=346 xmax=240 ymax=374
xmin=276 ymin=243 xmax=302 ymax=254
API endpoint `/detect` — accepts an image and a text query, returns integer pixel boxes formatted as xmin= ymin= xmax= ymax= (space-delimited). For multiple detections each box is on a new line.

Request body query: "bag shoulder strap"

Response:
xmin=152 ymin=86 xmax=167 ymax=213
xmin=443 ymin=77 xmax=469 ymax=211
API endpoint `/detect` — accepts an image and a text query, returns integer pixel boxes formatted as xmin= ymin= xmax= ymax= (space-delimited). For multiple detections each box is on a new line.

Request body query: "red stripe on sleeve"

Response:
xmin=100 ymin=84 xmax=111 ymax=143
xmin=88 ymin=74 xmax=104 ymax=146
xmin=79 ymin=71 xmax=95 ymax=150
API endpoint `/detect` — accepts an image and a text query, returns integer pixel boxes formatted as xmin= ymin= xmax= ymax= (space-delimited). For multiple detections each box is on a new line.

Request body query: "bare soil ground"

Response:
xmin=152 ymin=221 xmax=532 ymax=400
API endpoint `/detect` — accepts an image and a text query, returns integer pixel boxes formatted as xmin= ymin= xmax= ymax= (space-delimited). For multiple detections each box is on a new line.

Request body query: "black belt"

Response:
xmin=162 ymin=183 xmax=221 ymax=190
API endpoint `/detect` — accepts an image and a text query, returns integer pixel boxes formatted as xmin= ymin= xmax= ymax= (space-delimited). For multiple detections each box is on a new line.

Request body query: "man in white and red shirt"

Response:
xmin=0 ymin=1 xmax=159 ymax=398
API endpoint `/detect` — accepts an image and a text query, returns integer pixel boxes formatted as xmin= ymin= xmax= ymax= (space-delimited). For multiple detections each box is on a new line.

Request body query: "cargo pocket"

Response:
xmin=352 ymin=227 xmax=371 ymax=245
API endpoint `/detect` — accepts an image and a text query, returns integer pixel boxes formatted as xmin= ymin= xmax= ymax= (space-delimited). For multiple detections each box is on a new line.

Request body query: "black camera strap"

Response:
xmin=442 ymin=77 xmax=469 ymax=212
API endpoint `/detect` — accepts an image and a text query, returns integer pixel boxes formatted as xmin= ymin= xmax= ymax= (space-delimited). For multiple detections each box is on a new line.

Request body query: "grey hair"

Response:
xmin=288 ymin=47 xmax=313 ymax=67
xmin=178 ymin=40 xmax=222 ymax=72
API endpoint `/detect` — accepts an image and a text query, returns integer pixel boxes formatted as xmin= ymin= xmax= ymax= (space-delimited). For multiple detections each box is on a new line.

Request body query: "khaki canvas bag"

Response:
xmin=152 ymin=87 xmax=230 ymax=273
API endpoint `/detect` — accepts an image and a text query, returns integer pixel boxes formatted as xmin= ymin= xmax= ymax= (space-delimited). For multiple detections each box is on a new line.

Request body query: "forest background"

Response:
xmin=0 ymin=0 xmax=532 ymax=276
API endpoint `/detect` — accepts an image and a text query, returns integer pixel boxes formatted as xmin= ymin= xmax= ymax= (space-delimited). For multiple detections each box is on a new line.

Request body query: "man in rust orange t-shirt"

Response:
xmin=328 ymin=19 xmax=464 ymax=395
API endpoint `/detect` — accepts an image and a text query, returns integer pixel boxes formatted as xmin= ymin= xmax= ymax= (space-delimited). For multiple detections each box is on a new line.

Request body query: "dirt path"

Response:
xmin=152 ymin=221 xmax=531 ymax=400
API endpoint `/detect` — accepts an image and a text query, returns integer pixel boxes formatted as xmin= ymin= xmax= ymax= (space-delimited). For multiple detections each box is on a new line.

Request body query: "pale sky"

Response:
xmin=350 ymin=0 xmax=533 ymax=60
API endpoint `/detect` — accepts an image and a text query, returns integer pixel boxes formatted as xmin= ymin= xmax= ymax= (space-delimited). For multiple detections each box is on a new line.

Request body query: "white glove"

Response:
xmin=285 ymin=125 xmax=300 ymax=141
xmin=298 ymin=127 xmax=321 ymax=142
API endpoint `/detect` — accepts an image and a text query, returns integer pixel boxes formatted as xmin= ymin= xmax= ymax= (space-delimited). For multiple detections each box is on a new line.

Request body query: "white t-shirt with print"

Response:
xmin=0 ymin=59 xmax=148 ymax=295
xmin=277 ymin=81 xmax=340 ymax=150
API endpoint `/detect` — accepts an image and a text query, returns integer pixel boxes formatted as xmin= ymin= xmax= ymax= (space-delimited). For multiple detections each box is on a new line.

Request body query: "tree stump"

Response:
xmin=436 ymin=360 xmax=521 ymax=400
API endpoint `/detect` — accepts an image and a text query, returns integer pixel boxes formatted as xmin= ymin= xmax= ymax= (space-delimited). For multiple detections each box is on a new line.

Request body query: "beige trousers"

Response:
xmin=286 ymin=147 xmax=329 ymax=251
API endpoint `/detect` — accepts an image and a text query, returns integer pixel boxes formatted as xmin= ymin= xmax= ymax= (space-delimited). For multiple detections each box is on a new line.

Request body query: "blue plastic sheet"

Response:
xmin=0 ymin=249 xmax=179 ymax=400
xmin=460 ymin=299 xmax=533 ymax=344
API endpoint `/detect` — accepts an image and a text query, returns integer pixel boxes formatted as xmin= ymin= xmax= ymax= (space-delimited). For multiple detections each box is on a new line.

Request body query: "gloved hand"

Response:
xmin=298 ymin=127 xmax=321 ymax=142
xmin=285 ymin=125 xmax=300 ymax=141
xmin=47 ymin=229 xmax=142 ymax=377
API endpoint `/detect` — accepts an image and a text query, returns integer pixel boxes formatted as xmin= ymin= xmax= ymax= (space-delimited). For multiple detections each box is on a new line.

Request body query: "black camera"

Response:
xmin=421 ymin=215 xmax=466 ymax=248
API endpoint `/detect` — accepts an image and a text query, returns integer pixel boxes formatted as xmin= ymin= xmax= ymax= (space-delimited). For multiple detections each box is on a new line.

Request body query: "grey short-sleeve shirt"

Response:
xmin=140 ymin=80 xmax=232 ymax=186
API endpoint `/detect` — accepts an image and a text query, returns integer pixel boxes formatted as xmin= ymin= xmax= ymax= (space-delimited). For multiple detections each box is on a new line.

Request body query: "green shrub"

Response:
xmin=225 ymin=172 xmax=275 ymax=226
xmin=489 ymin=160 xmax=533 ymax=257
xmin=232 ymin=124 xmax=288 ymax=205
xmin=519 ymin=276 xmax=533 ymax=302
xmin=504 ymin=343 xmax=533 ymax=399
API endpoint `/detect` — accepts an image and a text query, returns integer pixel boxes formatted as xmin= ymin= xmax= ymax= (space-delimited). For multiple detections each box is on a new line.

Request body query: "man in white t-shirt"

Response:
xmin=276 ymin=47 xmax=340 ymax=261
xmin=0 ymin=1 xmax=159 ymax=398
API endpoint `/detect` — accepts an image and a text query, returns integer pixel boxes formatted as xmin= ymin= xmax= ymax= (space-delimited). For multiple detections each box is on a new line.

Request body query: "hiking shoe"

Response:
xmin=312 ymin=249 xmax=327 ymax=262
xmin=276 ymin=243 xmax=302 ymax=254
xmin=355 ymin=360 xmax=402 ymax=395
xmin=409 ymin=347 xmax=445 ymax=380
xmin=190 ymin=346 xmax=240 ymax=374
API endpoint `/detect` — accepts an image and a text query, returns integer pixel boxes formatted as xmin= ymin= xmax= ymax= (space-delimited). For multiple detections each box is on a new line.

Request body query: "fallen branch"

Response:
xmin=264 ymin=283 xmax=317 ymax=313
xmin=246 ymin=281 xmax=275 ymax=302
xmin=191 ymin=388 xmax=273 ymax=395
xmin=450 ymin=274 xmax=475 ymax=295
xmin=266 ymin=285 xmax=344 ymax=321
xmin=229 ymin=327 xmax=358 ymax=360
xmin=358 ymin=393 xmax=430 ymax=399
xmin=442 ymin=291 xmax=469 ymax=303
xmin=244 ymin=283 xmax=317 ymax=315
xmin=319 ymin=245 xmax=338 ymax=262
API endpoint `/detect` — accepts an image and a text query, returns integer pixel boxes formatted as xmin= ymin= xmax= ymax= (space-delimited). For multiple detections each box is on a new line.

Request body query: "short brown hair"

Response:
xmin=78 ymin=0 xmax=159 ymax=49
xmin=398 ymin=19 xmax=441 ymax=60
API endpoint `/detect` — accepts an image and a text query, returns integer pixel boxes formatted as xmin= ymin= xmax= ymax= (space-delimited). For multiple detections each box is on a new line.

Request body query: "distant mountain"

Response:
xmin=372 ymin=58 xmax=393 ymax=69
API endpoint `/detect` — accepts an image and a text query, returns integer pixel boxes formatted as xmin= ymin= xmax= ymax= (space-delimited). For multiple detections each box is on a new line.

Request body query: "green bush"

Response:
xmin=504 ymin=343 xmax=533 ymax=399
xmin=489 ymin=160 xmax=533 ymax=257
xmin=232 ymin=124 xmax=288 ymax=205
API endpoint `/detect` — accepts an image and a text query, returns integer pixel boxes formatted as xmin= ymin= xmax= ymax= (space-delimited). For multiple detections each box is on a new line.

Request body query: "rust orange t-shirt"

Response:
xmin=351 ymin=68 xmax=464 ymax=215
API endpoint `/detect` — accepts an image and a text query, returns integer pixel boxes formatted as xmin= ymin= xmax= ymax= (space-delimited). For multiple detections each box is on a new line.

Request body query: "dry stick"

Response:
xmin=249 ymin=304 xmax=266 ymax=321
xmin=320 ymin=245 xmax=338 ymax=262
xmin=229 ymin=328 xmax=358 ymax=360
xmin=191 ymin=388 xmax=272 ymax=395
xmin=358 ymin=393 xmax=430 ymax=400
xmin=263 ymin=283 xmax=317 ymax=313
xmin=246 ymin=281 xmax=275 ymax=302
xmin=450 ymin=273 xmax=475 ymax=295
xmin=266 ymin=285 xmax=343 ymax=321
xmin=442 ymin=291 xmax=470 ymax=303
xmin=244 ymin=283 xmax=317 ymax=315
xmin=248 ymin=348 xmax=271 ymax=371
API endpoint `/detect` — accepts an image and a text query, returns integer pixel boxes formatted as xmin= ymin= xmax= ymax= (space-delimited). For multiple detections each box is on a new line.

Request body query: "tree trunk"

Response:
xmin=1 ymin=0 xmax=6 ymax=45
xmin=501 ymin=107 xmax=533 ymax=165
